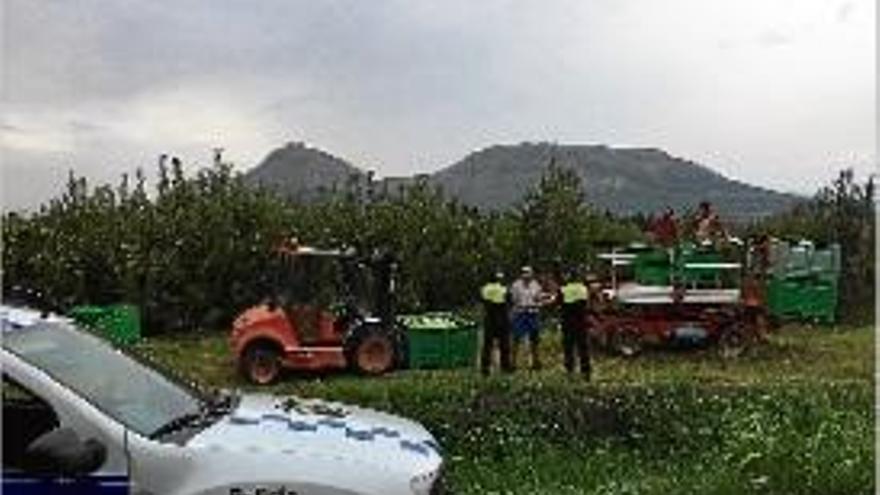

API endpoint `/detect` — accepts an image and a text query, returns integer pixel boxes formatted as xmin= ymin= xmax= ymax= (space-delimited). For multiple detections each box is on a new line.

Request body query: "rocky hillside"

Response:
xmin=243 ymin=142 xmax=362 ymax=202
xmin=244 ymin=141 xmax=802 ymax=220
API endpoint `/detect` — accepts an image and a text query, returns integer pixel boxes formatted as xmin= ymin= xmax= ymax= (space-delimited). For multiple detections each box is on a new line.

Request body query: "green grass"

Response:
xmin=135 ymin=324 xmax=875 ymax=494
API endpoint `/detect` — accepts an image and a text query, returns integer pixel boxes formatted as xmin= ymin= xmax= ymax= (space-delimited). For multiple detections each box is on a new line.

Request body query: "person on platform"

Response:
xmin=694 ymin=201 xmax=726 ymax=244
xmin=649 ymin=207 xmax=679 ymax=247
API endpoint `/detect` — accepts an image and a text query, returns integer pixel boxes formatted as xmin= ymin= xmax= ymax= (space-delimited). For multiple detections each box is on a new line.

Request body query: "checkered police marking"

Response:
xmin=226 ymin=412 xmax=436 ymax=456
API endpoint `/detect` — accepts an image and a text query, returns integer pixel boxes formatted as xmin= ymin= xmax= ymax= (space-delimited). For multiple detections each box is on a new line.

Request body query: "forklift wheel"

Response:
xmin=241 ymin=342 xmax=282 ymax=385
xmin=348 ymin=328 xmax=396 ymax=375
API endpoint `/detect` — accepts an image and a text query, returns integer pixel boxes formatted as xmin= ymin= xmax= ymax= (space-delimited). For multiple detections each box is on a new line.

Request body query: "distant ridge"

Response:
xmin=244 ymin=141 xmax=803 ymax=220
xmin=243 ymin=142 xmax=362 ymax=202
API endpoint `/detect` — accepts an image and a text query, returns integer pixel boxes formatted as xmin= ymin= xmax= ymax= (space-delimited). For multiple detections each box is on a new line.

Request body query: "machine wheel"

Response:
xmin=610 ymin=326 xmax=643 ymax=358
xmin=241 ymin=341 xmax=283 ymax=385
xmin=718 ymin=323 xmax=748 ymax=359
xmin=346 ymin=325 xmax=397 ymax=375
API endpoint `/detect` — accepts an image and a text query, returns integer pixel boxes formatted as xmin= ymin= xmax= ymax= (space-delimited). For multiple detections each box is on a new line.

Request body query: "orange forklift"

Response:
xmin=230 ymin=240 xmax=406 ymax=384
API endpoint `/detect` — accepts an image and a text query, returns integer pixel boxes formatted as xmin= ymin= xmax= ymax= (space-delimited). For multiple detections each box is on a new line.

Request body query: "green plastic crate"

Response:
xmin=767 ymin=277 xmax=837 ymax=324
xmin=400 ymin=312 xmax=478 ymax=369
xmin=634 ymin=250 xmax=673 ymax=286
xmin=69 ymin=304 xmax=141 ymax=346
xmin=803 ymin=282 xmax=837 ymax=323
xmin=446 ymin=324 xmax=478 ymax=367
xmin=679 ymin=250 xmax=726 ymax=287
xmin=67 ymin=305 xmax=105 ymax=327
xmin=771 ymin=242 xmax=841 ymax=280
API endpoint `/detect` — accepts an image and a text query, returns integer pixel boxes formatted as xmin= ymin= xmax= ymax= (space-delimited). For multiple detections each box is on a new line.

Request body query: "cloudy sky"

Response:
xmin=1 ymin=0 xmax=875 ymax=210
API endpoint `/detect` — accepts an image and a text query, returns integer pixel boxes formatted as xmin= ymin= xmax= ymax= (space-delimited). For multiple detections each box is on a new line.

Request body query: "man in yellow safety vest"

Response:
xmin=480 ymin=271 xmax=513 ymax=375
xmin=557 ymin=268 xmax=592 ymax=379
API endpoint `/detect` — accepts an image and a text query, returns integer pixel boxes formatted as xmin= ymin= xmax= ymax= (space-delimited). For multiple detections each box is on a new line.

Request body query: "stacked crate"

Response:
xmin=767 ymin=242 xmax=840 ymax=324
xmin=69 ymin=304 xmax=142 ymax=346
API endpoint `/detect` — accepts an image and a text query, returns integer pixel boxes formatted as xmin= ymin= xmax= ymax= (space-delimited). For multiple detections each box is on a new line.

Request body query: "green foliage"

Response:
xmin=136 ymin=325 xmax=874 ymax=494
xmin=3 ymin=159 xmax=641 ymax=331
xmin=5 ymin=157 xmax=869 ymax=330
xmin=518 ymin=162 xmax=641 ymax=274
xmin=3 ymin=160 xmax=294 ymax=332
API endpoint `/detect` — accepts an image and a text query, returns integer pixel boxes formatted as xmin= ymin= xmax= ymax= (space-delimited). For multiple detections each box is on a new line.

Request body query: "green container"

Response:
xmin=69 ymin=304 xmax=141 ymax=346
xmin=679 ymin=250 xmax=725 ymax=287
xmin=634 ymin=250 xmax=673 ymax=286
xmin=771 ymin=242 xmax=841 ymax=280
xmin=767 ymin=276 xmax=837 ymax=324
xmin=68 ymin=306 xmax=105 ymax=327
xmin=400 ymin=312 xmax=478 ymax=369
xmin=810 ymin=247 xmax=841 ymax=274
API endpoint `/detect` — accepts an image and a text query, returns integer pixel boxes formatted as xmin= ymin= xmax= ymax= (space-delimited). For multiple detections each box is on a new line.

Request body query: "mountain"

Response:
xmin=243 ymin=141 xmax=363 ymax=202
xmin=430 ymin=143 xmax=802 ymax=219
xmin=244 ymin=141 xmax=802 ymax=220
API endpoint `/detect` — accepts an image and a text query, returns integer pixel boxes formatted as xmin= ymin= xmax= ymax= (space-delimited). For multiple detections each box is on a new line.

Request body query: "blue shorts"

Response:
xmin=512 ymin=311 xmax=540 ymax=341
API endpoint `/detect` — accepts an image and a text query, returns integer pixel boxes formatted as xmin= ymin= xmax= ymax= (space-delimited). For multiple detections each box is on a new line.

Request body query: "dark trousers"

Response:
xmin=482 ymin=312 xmax=512 ymax=374
xmin=561 ymin=318 xmax=590 ymax=377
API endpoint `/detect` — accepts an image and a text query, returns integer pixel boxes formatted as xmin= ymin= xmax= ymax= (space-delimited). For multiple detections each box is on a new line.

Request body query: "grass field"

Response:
xmin=136 ymin=324 xmax=875 ymax=494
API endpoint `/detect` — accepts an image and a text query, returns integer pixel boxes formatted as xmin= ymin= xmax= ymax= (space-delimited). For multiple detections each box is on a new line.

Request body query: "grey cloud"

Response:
xmin=68 ymin=120 xmax=103 ymax=132
xmin=0 ymin=122 xmax=23 ymax=133
xmin=757 ymin=29 xmax=792 ymax=47
xmin=836 ymin=1 xmax=855 ymax=22
xmin=6 ymin=1 xmax=501 ymax=105
xmin=1 ymin=0 xmax=875 ymax=209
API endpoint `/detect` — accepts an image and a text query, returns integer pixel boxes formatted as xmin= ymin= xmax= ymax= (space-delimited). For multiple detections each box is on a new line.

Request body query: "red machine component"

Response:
xmin=590 ymin=303 xmax=751 ymax=358
xmin=591 ymin=241 xmax=766 ymax=357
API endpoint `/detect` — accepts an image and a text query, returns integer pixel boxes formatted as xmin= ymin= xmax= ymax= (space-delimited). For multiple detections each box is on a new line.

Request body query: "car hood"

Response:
xmin=186 ymin=394 xmax=441 ymax=473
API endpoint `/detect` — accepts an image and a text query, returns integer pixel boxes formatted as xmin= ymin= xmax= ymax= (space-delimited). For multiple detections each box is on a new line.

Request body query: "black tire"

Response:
xmin=610 ymin=326 xmax=643 ymax=358
xmin=344 ymin=324 xmax=398 ymax=375
xmin=718 ymin=323 xmax=748 ymax=359
xmin=240 ymin=341 xmax=282 ymax=385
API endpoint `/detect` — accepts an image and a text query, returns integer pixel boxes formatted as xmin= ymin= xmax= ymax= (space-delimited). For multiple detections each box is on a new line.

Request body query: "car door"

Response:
xmin=1 ymin=373 xmax=130 ymax=495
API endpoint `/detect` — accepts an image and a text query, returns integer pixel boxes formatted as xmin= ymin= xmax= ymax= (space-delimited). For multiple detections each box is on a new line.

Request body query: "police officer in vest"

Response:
xmin=480 ymin=270 xmax=513 ymax=375
xmin=557 ymin=267 xmax=591 ymax=379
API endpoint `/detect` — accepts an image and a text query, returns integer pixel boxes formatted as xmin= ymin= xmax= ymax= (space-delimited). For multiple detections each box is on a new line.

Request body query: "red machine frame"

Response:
xmin=590 ymin=244 xmax=765 ymax=357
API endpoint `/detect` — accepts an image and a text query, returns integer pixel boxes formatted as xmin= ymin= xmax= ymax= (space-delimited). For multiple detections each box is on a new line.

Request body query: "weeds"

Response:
xmin=136 ymin=325 xmax=874 ymax=494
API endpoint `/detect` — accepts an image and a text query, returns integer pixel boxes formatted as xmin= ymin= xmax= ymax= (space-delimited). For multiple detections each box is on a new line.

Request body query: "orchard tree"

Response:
xmin=518 ymin=162 xmax=591 ymax=274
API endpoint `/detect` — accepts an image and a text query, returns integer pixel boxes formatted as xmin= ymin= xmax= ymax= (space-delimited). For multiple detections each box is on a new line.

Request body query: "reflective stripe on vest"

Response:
xmin=560 ymin=282 xmax=588 ymax=304
xmin=481 ymin=283 xmax=507 ymax=304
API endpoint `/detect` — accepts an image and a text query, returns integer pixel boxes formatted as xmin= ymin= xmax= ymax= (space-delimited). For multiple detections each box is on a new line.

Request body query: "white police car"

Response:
xmin=1 ymin=306 xmax=444 ymax=494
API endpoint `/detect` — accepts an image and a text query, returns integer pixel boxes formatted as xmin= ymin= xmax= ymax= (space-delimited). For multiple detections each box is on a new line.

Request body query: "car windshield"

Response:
xmin=2 ymin=318 xmax=203 ymax=437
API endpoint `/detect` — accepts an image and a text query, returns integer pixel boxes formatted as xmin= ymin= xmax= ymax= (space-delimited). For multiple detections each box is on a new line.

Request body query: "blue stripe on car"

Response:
xmin=2 ymin=473 xmax=129 ymax=495
xmin=399 ymin=439 xmax=430 ymax=457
